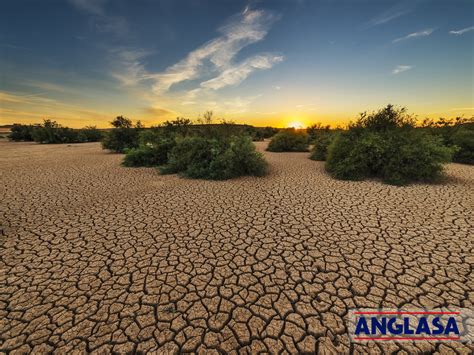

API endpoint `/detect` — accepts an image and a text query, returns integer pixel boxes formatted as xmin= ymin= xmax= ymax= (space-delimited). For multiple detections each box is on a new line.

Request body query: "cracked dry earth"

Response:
xmin=1 ymin=140 xmax=473 ymax=354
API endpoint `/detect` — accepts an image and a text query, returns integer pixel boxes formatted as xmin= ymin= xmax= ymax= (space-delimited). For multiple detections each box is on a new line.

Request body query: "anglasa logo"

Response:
xmin=347 ymin=308 xmax=474 ymax=342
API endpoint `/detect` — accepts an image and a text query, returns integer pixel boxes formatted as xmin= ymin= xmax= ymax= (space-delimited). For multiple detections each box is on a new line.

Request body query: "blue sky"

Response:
xmin=1 ymin=0 xmax=473 ymax=127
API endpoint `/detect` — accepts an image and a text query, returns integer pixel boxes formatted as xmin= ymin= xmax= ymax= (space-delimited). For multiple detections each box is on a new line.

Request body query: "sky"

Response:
xmin=0 ymin=0 xmax=473 ymax=128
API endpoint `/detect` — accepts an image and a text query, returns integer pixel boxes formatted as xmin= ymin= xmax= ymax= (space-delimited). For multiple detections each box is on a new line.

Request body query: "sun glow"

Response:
xmin=287 ymin=121 xmax=304 ymax=129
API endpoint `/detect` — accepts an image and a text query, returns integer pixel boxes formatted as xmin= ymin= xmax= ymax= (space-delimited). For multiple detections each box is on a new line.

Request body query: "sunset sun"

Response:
xmin=287 ymin=121 xmax=304 ymax=129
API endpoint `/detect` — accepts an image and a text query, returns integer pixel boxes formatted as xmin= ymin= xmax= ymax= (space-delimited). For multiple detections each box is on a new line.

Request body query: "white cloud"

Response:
xmin=200 ymin=54 xmax=284 ymax=90
xmin=393 ymin=29 xmax=434 ymax=43
xmin=366 ymin=1 xmax=415 ymax=28
xmin=110 ymin=49 xmax=151 ymax=86
xmin=392 ymin=65 xmax=413 ymax=75
xmin=114 ymin=8 xmax=282 ymax=96
xmin=449 ymin=26 xmax=474 ymax=35
xmin=370 ymin=10 xmax=408 ymax=27
xmin=146 ymin=8 xmax=280 ymax=93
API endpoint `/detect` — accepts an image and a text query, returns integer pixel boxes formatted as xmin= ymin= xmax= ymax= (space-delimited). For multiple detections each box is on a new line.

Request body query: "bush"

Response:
xmin=326 ymin=131 xmax=385 ymax=180
xmin=253 ymin=126 xmax=279 ymax=141
xmin=211 ymin=135 xmax=268 ymax=179
xmin=161 ymin=117 xmax=192 ymax=137
xmin=101 ymin=116 xmax=140 ymax=153
xmin=450 ymin=128 xmax=474 ymax=164
xmin=380 ymin=131 xmax=454 ymax=185
xmin=307 ymin=123 xmax=330 ymax=143
xmin=163 ymin=135 xmax=267 ymax=180
xmin=309 ymin=131 xmax=335 ymax=161
xmin=8 ymin=124 xmax=36 ymax=141
xmin=421 ymin=117 xmax=473 ymax=165
xmin=77 ymin=126 xmax=102 ymax=142
xmin=102 ymin=128 xmax=139 ymax=153
xmin=267 ymin=130 xmax=309 ymax=152
xmin=123 ymin=139 xmax=176 ymax=167
xmin=31 ymin=119 xmax=79 ymax=144
xmin=325 ymin=105 xmax=455 ymax=185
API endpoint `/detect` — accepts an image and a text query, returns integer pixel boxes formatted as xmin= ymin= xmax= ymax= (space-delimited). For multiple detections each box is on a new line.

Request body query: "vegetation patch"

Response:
xmin=101 ymin=116 xmax=141 ymax=153
xmin=120 ymin=114 xmax=268 ymax=180
xmin=325 ymin=105 xmax=456 ymax=185
xmin=8 ymin=120 xmax=102 ymax=144
xmin=421 ymin=117 xmax=473 ymax=165
xmin=267 ymin=129 xmax=309 ymax=152
xmin=309 ymin=131 xmax=336 ymax=161
xmin=163 ymin=135 xmax=267 ymax=179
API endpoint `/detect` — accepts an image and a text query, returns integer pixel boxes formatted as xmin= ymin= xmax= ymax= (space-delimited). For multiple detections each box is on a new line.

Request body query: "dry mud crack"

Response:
xmin=1 ymin=141 xmax=473 ymax=354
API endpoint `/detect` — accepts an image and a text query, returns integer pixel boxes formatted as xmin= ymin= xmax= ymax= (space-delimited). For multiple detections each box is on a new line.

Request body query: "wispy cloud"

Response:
xmin=68 ymin=0 xmax=128 ymax=36
xmin=109 ymin=7 xmax=283 ymax=118
xmin=369 ymin=10 xmax=408 ymax=27
xmin=449 ymin=26 xmax=474 ymax=35
xmin=110 ymin=49 xmax=151 ymax=86
xmin=392 ymin=65 xmax=413 ymax=75
xmin=200 ymin=54 xmax=284 ymax=90
xmin=139 ymin=8 xmax=281 ymax=94
xmin=393 ymin=29 xmax=434 ymax=43
xmin=366 ymin=1 xmax=415 ymax=27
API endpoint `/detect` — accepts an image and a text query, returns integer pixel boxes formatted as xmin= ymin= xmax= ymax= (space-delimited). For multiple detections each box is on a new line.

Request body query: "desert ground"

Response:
xmin=1 ymin=140 xmax=473 ymax=354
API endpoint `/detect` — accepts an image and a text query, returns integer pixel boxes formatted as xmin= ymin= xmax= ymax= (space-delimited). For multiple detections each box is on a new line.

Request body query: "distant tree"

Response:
xmin=197 ymin=110 xmax=214 ymax=125
xmin=31 ymin=119 xmax=79 ymax=144
xmin=77 ymin=126 xmax=102 ymax=142
xmin=161 ymin=117 xmax=192 ymax=136
xmin=102 ymin=116 xmax=140 ymax=153
xmin=111 ymin=116 xmax=133 ymax=128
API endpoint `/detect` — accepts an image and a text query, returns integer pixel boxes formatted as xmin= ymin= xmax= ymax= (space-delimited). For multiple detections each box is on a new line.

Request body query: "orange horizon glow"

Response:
xmin=1 ymin=90 xmax=473 ymax=129
xmin=2 ymin=109 xmax=473 ymax=130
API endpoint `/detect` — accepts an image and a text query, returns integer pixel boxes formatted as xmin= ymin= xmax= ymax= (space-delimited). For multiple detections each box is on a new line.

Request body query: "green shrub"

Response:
xmin=421 ymin=118 xmax=473 ymax=165
xmin=161 ymin=117 xmax=192 ymax=137
xmin=267 ymin=130 xmax=309 ymax=152
xmin=163 ymin=135 xmax=267 ymax=180
xmin=8 ymin=124 xmax=37 ymax=141
xmin=31 ymin=119 xmax=79 ymax=144
xmin=101 ymin=116 xmax=141 ymax=153
xmin=450 ymin=128 xmax=474 ymax=164
xmin=77 ymin=126 xmax=102 ymax=142
xmin=252 ymin=126 xmax=279 ymax=141
xmin=309 ymin=131 xmax=335 ymax=161
xmin=102 ymin=128 xmax=139 ymax=153
xmin=380 ymin=131 xmax=454 ymax=185
xmin=211 ymin=135 xmax=267 ymax=179
xmin=325 ymin=105 xmax=455 ymax=185
xmin=307 ymin=123 xmax=331 ymax=143
xmin=123 ymin=139 xmax=176 ymax=167
xmin=163 ymin=136 xmax=222 ymax=178
xmin=326 ymin=131 xmax=385 ymax=180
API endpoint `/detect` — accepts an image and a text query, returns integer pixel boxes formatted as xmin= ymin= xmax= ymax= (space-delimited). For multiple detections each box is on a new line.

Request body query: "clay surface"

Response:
xmin=1 ymin=141 xmax=473 ymax=353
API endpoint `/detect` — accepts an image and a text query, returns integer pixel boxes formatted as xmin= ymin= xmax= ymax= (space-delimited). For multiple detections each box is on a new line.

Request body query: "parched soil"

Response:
xmin=1 ymin=141 xmax=473 ymax=354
